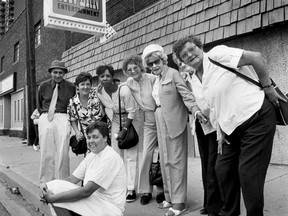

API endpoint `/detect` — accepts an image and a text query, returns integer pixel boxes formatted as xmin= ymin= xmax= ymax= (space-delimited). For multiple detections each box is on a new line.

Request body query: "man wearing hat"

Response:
xmin=37 ymin=60 xmax=76 ymax=185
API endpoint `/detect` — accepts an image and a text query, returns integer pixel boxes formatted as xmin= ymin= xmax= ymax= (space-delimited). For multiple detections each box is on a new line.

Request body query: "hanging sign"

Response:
xmin=0 ymin=73 xmax=16 ymax=96
xmin=43 ymin=0 xmax=106 ymax=35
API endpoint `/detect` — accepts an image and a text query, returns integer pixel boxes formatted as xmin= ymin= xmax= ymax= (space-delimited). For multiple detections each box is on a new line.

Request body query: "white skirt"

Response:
xmin=47 ymin=180 xmax=123 ymax=216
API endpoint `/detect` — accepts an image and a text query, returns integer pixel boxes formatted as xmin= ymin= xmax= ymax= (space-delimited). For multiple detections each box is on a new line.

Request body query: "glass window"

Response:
xmin=0 ymin=56 xmax=4 ymax=73
xmin=14 ymin=42 xmax=19 ymax=63
xmin=14 ymin=100 xmax=16 ymax=121
xmin=35 ymin=21 xmax=41 ymax=47
xmin=21 ymin=99 xmax=23 ymax=122
xmin=0 ymin=105 xmax=3 ymax=123
xmin=17 ymin=99 xmax=20 ymax=121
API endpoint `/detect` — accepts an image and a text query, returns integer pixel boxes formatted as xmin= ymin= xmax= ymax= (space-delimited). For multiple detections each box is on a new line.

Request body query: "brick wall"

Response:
xmin=0 ymin=10 xmax=26 ymax=90
xmin=33 ymin=0 xmax=93 ymax=84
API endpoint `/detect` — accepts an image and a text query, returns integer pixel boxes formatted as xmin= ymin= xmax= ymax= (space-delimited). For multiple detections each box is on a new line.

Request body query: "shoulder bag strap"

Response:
xmin=208 ymin=57 xmax=262 ymax=88
xmin=118 ymin=85 xmax=123 ymax=131
xmin=72 ymin=102 xmax=85 ymax=136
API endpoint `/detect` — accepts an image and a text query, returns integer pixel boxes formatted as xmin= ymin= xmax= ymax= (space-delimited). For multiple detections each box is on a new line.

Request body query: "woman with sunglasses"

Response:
xmin=142 ymin=44 xmax=206 ymax=216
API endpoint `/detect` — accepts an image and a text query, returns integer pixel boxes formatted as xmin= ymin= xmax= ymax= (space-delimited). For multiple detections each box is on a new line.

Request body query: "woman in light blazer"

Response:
xmin=122 ymin=54 xmax=165 ymax=205
xmin=142 ymin=44 xmax=206 ymax=216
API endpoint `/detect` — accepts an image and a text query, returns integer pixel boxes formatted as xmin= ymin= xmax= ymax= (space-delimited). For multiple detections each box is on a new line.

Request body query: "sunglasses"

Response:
xmin=146 ymin=59 xmax=161 ymax=68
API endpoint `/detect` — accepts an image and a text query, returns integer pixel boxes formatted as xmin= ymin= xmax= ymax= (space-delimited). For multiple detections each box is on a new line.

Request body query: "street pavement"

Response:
xmin=0 ymin=135 xmax=287 ymax=216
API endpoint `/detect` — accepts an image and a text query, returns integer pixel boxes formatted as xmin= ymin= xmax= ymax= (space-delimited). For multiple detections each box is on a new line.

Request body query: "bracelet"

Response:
xmin=194 ymin=110 xmax=201 ymax=119
xmin=123 ymin=127 xmax=128 ymax=131
xmin=261 ymin=83 xmax=273 ymax=89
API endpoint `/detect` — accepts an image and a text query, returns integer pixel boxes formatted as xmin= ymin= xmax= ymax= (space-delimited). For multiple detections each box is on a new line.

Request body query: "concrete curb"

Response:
xmin=0 ymin=165 xmax=51 ymax=216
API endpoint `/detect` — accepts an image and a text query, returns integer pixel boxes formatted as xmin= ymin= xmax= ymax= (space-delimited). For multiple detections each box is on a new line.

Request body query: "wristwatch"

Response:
xmin=123 ymin=126 xmax=128 ymax=131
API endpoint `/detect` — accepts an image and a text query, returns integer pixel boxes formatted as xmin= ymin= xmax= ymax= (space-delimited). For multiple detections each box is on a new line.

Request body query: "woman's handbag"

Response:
xmin=149 ymin=154 xmax=163 ymax=186
xmin=209 ymin=57 xmax=288 ymax=126
xmin=117 ymin=85 xmax=139 ymax=149
xmin=69 ymin=102 xmax=87 ymax=155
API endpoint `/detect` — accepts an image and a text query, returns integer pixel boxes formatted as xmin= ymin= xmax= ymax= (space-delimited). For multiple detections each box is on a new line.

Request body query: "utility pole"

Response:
xmin=25 ymin=0 xmax=36 ymax=145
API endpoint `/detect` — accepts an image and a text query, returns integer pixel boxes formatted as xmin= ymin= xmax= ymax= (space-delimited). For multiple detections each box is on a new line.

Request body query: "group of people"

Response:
xmin=36 ymin=33 xmax=285 ymax=216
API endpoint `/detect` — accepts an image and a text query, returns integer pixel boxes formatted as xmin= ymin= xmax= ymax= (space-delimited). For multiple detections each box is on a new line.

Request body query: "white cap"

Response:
xmin=142 ymin=44 xmax=164 ymax=60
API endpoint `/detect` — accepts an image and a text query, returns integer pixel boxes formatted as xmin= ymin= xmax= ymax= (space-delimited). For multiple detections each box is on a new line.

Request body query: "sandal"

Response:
xmin=165 ymin=207 xmax=187 ymax=216
xmin=158 ymin=200 xmax=173 ymax=209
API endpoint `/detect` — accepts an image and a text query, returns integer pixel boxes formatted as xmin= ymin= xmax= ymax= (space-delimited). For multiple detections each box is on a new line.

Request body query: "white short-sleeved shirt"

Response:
xmin=202 ymin=45 xmax=264 ymax=136
xmin=73 ymin=146 xmax=126 ymax=211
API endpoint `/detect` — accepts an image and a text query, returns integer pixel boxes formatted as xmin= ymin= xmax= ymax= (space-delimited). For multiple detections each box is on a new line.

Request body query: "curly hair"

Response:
xmin=122 ymin=54 xmax=145 ymax=76
xmin=143 ymin=51 xmax=168 ymax=67
xmin=96 ymin=65 xmax=115 ymax=77
xmin=173 ymin=35 xmax=203 ymax=62
xmin=74 ymin=72 xmax=92 ymax=86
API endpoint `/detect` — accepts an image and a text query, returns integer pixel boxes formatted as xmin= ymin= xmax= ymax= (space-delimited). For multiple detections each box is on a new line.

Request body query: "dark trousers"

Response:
xmin=196 ymin=120 xmax=222 ymax=213
xmin=33 ymin=124 xmax=39 ymax=145
xmin=215 ymin=98 xmax=277 ymax=216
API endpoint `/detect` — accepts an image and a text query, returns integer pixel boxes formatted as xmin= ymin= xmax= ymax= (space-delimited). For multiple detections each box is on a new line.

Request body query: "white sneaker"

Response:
xmin=33 ymin=144 xmax=40 ymax=151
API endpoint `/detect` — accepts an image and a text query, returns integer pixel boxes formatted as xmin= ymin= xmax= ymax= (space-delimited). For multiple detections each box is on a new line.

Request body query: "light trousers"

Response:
xmin=39 ymin=113 xmax=71 ymax=184
xmin=111 ymin=119 xmax=139 ymax=191
xmin=138 ymin=110 xmax=161 ymax=194
xmin=47 ymin=180 xmax=123 ymax=216
xmin=154 ymin=108 xmax=188 ymax=203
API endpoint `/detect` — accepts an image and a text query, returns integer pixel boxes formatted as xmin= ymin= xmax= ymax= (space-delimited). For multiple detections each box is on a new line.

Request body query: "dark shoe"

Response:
xmin=200 ymin=208 xmax=208 ymax=215
xmin=140 ymin=193 xmax=152 ymax=205
xmin=156 ymin=192 xmax=165 ymax=204
xmin=126 ymin=190 xmax=136 ymax=203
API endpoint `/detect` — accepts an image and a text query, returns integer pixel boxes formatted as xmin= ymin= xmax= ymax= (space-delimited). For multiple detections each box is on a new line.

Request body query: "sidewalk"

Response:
xmin=0 ymin=135 xmax=287 ymax=216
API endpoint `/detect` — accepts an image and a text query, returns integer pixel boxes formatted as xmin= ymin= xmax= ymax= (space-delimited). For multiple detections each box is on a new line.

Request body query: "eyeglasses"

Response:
xmin=146 ymin=59 xmax=161 ymax=68
xmin=127 ymin=66 xmax=141 ymax=73
xmin=180 ymin=45 xmax=197 ymax=60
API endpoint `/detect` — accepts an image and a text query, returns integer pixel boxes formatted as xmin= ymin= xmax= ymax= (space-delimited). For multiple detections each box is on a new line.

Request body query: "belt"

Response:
xmin=115 ymin=112 xmax=128 ymax=115
xmin=42 ymin=112 xmax=66 ymax=114
xmin=154 ymin=105 xmax=161 ymax=112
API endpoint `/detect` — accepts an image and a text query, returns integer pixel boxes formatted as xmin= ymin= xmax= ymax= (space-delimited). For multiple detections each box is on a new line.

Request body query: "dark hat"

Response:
xmin=48 ymin=60 xmax=68 ymax=73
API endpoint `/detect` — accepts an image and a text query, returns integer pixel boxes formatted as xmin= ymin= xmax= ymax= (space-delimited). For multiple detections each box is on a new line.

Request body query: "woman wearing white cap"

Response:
xmin=142 ymin=44 xmax=207 ymax=216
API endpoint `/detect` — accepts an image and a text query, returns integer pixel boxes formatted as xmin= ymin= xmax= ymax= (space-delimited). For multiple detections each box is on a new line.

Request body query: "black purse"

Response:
xmin=117 ymin=85 xmax=139 ymax=149
xmin=69 ymin=102 xmax=88 ymax=155
xmin=149 ymin=154 xmax=163 ymax=186
xmin=209 ymin=57 xmax=288 ymax=126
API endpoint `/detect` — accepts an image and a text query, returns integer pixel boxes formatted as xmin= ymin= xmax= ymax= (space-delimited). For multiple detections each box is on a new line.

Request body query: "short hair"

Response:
xmin=122 ymin=54 xmax=145 ymax=76
xmin=173 ymin=35 xmax=203 ymax=62
xmin=96 ymin=65 xmax=115 ymax=77
xmin=86 ymin=121 xmax=109 ymax=138
xmin=74 ymin=72 xmax=92 ymax=86
xmin=113 ymin=78 xmax=120 ymax=83
xmin=143 ymin=51 xmax=168 ymax=67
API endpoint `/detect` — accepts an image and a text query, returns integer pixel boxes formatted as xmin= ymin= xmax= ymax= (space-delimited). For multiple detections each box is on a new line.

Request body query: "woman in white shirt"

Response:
xmin=173 ymin=35 xmax=286 ymax=216
xmin=96 ymin=65 xmax=139 ymax=203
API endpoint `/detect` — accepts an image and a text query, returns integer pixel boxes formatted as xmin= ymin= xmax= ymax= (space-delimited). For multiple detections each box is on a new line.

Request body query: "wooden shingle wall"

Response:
xmin=63 ymin=0 xmax=288 ymax=81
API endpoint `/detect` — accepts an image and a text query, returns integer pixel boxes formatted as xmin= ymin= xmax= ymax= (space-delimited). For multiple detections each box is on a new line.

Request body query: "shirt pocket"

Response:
xmin=161 ymin=79 xmax=174 ymax=95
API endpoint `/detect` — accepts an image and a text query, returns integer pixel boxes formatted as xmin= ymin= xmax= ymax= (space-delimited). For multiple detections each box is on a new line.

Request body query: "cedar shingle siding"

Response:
xmin=63 ymin=0 xmax=288 ymax=81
